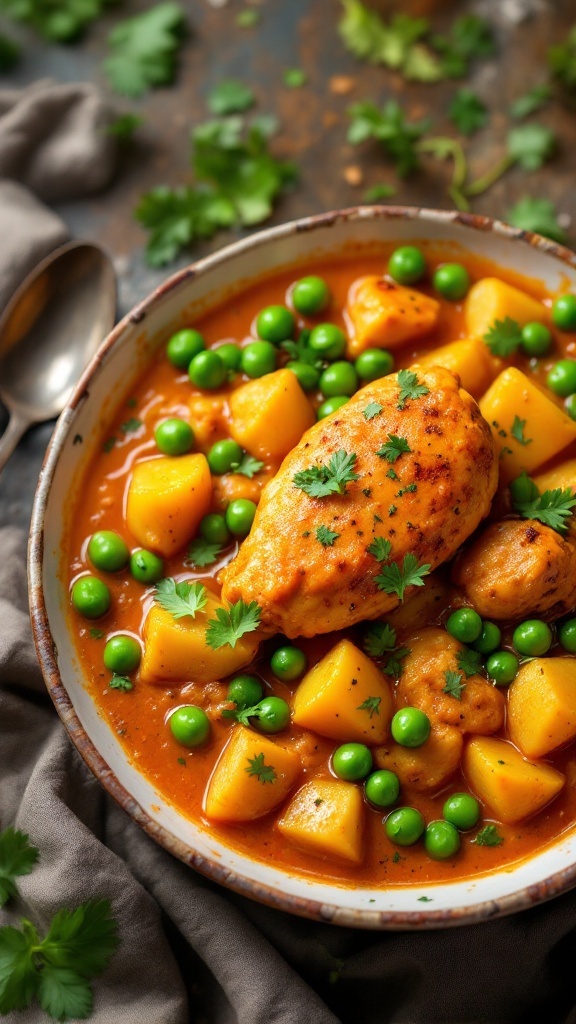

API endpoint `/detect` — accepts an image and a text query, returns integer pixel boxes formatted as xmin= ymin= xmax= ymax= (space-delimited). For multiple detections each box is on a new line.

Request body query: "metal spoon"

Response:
xmin=0 ymin=241 xmax=116 ymax=473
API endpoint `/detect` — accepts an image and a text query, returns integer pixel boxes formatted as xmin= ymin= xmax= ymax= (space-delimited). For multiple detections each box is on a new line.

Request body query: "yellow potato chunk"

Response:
xmin=535 ymin=458 xmax=576 ymax=494
xmin=464 ymin=277 xmax=546 ymax=339
xmin=479 ymin=368 xmax=576 ymax=483
xmin=204 ymin=727 xmax=300 ymax=823
xmin=374 ymin=723 xmax=462 ymax=793
xmin=414 ymin=338 xmax=501 ymax=399
xmin=346 ymin=275 xmax=439 ymax=357
xmin=463 ymin=736 xmax=564 ymax=824
xmin=508 ymin=658 xmax=576 ymax=759
xmin=292 ymin=639 xmax=393 ymax=744
xmin=229 ymin=369 xmax=315 ymax=462
xmin=140 ymin=591 xmax=260 ymax=684
xmin=277 ymin=779 xmax=364 ymax=863
xmin=126 ymin=454 xmax=212 ymax=556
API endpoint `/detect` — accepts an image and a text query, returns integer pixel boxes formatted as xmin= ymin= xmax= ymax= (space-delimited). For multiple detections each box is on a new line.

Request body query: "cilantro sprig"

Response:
xmin=0 ymin=0 xmax=112 ymax=42
xmin=205 ymin=600 xmax=261 ymax=649
xmin=316 ymin=525 xmax=340 ymax=547
xmin=0 ymin=828 xmax=39 ymax=908
xmin=457 ymin=647 xmax=483 ymax=678
xmin=506 ymin=197 xmax=567 ymax=245
xmin=366 ymin=537 xmax=392 ymax=561
xmin=231 ymin=453 xmax=264 ymax=478
xmin=104 ymin=3 xmax=187 ymax=98
xmin=483 ymin=317 xmax=522 ymax=357
xmin=187 ymin=538 xmax=225 ymax=568
xmin=376 ymin=434 xmax=412 ymax=463
xmin=154 ymin=578 xmax=207 ymax=620
xmin=362 ymin=621 xmax=397 ymax=657
xmin=472 ymin=824 xmax=503 ymax=847
xmin=245 ymin=752 xmax=276 ymax=784
xmin=375 ymin=553 xmax=431 ymax=601
xmin=442 ymin=668 xmax=466 ymax=700
xmin=364 ymin=401 xmax=383 ymax=420
xmin=396 ymin=369 xmax=429 ymax=410
xmin=449 ymin=88 xmax=488 ymax=135
xmin=293 ymin=449 xmax=359 ymax=498
xmin=511 ymin=485 xmax=576 ymax=535
xmin=510 ymin=416 xmax=532 ymax=447
xmin=357 ymin=696 xmax=381 ymax=718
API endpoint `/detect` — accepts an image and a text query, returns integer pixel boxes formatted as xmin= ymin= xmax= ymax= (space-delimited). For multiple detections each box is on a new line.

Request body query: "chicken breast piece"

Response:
xmin=374 ymin=722 xmax=463 ymax=793
xmin=452 ymin=518 xmax=576 ymax=622
xmin=221 ymin=366 xmax=498 ymax=638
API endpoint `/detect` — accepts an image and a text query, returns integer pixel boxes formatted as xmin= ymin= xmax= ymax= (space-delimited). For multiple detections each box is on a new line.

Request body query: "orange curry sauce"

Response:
xmin=66 ymin=243 xmax=576 ymax=887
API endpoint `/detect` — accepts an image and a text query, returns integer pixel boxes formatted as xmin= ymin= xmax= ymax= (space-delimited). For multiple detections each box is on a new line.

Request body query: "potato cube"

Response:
xmin=140 ymin=592 xmax=260 ymax=684
xmin=535 ymin=458 xmax=576 ymax=495
xmin=508 ymin=658 xmax=576 ymax=759
xmin=126 ymin=453 xmax=212 ymax=556
xmin=463 ymin=736 xmax=564 ymax=824
xmin=385 ymin=573 xmax=450 ymax=634
xmin=346 ymin=276 xmax=439 ymax=358
xmin=414 ymin=337 xmax=502 ymax=399
xmin=479 ymin=368 xmax=576 ymax=483
xmin=292 ymin=639 xmax=393 ymax=744
xmin=204 ymin=727 xmax=300 ymax=823
xmin=374 ymin=723 xmax=463 ymax=793
xmin=277 ymin=779 xmax=364 ymax=863
xmin=229 ymin=369 xmax=315 ymax=462
xmin=464 ymin=277 xmax=546 ymax=339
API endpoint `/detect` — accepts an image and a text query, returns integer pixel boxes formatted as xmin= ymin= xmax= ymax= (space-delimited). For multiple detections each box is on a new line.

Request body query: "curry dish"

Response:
xmin=66 ymin=243 xmax=576 ymax=885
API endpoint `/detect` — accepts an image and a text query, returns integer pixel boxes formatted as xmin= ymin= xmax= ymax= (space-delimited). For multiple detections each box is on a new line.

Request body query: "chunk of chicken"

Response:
xmin=452 ymin=519 xmax=576 ymax=622
xmin=374 ymin=722 xmax=462 ymax=793
xmin=221 ymin=367 xmax=497 ymax=638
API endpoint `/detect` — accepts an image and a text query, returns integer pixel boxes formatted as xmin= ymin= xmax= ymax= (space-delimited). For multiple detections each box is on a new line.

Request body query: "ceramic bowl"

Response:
xmin=29 ymin=206 xmax=576 ymax=929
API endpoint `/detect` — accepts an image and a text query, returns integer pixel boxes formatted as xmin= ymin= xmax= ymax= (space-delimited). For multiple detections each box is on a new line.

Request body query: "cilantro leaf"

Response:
xmin=207 ymin=80 xmax=255 ymax=115
xmin=154 ymin=578 xmax=207 ymax=620
xmin=230 ymin=453 xmax=264 ymax=478
xmin=457 ymin=647 xmax=483 ymax=678
xmin=236 ymin=8 xmax=259 ymax=27
xmin=187 ymin=537 xmax=225 ymax=568
xmin=506 ymin=123 xmax=556 ymax=171
xmin=363 ymin=183 xmax=396 ymax=203
xmin=316 ymin=525 xmax=340 ymax=547
xmin=338 ymin=1 xmax=440 ymax=82
xmin=506 ymin=197 xmax=568 ymax=245
xmin=104 ymin=3 xmax=187 ymax=98
xmin=472 ymin=824 xmax=503 ymax=847
xmin=0 ymin=829 xmax=39 ymax=908
xmin=396 ymin=369 xmax=429 ymax=410
xmin=375 ymin=553 xmax=431 ymax=601
xmin=431 ymin=15 xmax=495 ymax=78
xmin=483 ymin=317 xmax=523 ymax=357
xmin=0 ymin=0 xmax=111 ymax=42
xmin=205 ymin=599 xmax=261 ymax=649
xmin=281 ymin=329 xmax=322 ymax=368
xmin=0 ymin=923 xmax=39 ymax=1013
xmin=509 ymin=84 xmax=552 ymax=120
xmin=109 ymin=675 xmax=133 ymax=692
xmin=548 ymin=25 xmax=576 ymax=90
xmin=347 ymin=100 xmax=430 ymax=177
xmin=448 ymin=88 xmax=488 ymax=136
xmin=357 ymin=696 xmax=381 ymax=718
xmin=293 ymin=449 xmax=359 ymax=498
xmin=363 ymin=621 xmax=397 ymax=657
xmin=512 ymin=486 xmax=576 ymax=535
xmin=383 ymin=645 xmax=411 ymax=679
xmin=106 ymin=113 xmax=144 ymax=142
xmin=364 ymin=401 xmax=383 ymax=420
xmin=386 ymin=468 xmax=399 ymax=481
xmin=120 ymin=417 xmax=142 ymax=434
xmin=442 ymin=668 xmax=466 ymax=700
xmin=38 ymin=966 xmax=92 ymax=1021
xmin=89 ymin=628 xmax=104 ymax=639
xmin=366 ymin=537 xmax=392 ymax=561
xmin=245 ymin=752 xmax=276 ymax=784
xmin=284 ymin=68 xmax=307 ymax=87
xmin=511 ymin=415 xmax=532 ymax=447
xmin=377 ymin=434 xmax=412 ymax=463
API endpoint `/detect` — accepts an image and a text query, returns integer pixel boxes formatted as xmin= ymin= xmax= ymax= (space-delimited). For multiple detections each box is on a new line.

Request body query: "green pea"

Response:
xmin=103 ymin=634 xmax=141 ymax=674
xmin=384 ymin=806 xmax=425 ymax=846
xmin=169 ymin=705 xmax=211 ymax=747
xmin=332 ymin=743 xmax=373 ymax=781
xmin=225 ymin=499 xmax=257 ymax=537
xmin=270 ymin=645 xmax=307 ymax=681
xmin=286 ymin=361 xmax=320 ymax=392
xmin=565 ymin=394 xmax=576 ymax=421
xmin=166 ymin=328 xmax=205 ymax=368
xmin=291 ymin=276 xmax=330 ymax=316
xmin=129 ymin=549 xmax=164 ymax=584
xmin=445 ymin=607 xmax=482 ymax=644
xmin=319 ymin=361 xmax=358 ymax=398
xmin=560 ymin=618 xmax=576 ymax=653
xmin=154 ymin=418 xmax=194 ymax=456
xmin=252 ymin=696 xmax=290 ymax=733
xmin=424 ymin=820 xmax=461 ymax=860
xmin=472 ymin=621 xmax=501 ymax=655
xmin=256 ymin=305 xmax=295 ymax=344
xmin=521 ymin=322 xmax=552 ymax=357
xmin=227 ymin=674 xmax=263 ymax=708
xmin=432 ymin=263 xmax=470 ymax=301
xmin=364 ymin=769 xmax=400 ymax=808
xmin=207 ymin=439 xmax=244 ymax=475
xmin=512 ymin=618 xmax=553 ymax=657
xmin=509 ymin=471 xmax=539 ymax=506
xmin=188 ymin=350 xmax=227 ymax=390
xmin=71 ymin=576 xmax=111 ymax=619
xmin=547 ymin=359 xmax=576 ymax=397
xmin=88 ymin=531 xmax=129 ymax=573
xmin=388 ymin=246 xmax=426 ymax=286
xmin=552 ymin=294 xmax=576 ymax=332
xmin=199 ymin=513 xmax=230 ymax=546
xmin=486 ymin=650 xmax=519 ymax=687
xmin=216 ymin=343 xmax=242 ymax=371
xmin=308 ymin=323 xmax=347 ymax=361
xmin=317 ymin=395 xmax=350 ymax=419
xmin=355 ymin=348 xmax=394 ymax=382
xmin=241 ymin=340 xmax=277 ymax=378
xmin=390 ymin=707 xmax=431 ymax=748
xmin=442 ymin=792 xmax=481 ymax=831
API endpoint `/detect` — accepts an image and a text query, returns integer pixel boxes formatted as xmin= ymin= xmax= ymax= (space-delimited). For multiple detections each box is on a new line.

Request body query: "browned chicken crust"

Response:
xmin=221 ymin=367 xmax=498 ymax=638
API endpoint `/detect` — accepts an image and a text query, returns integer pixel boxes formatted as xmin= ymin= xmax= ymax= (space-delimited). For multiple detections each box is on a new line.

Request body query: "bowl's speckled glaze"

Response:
xmin=29 ymin=206 xmax=576 ymax=929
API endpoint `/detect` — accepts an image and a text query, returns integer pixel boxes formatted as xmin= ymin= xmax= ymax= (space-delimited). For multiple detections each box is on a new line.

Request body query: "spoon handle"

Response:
xmin=0 ymin=412 xmax=30 ymax=475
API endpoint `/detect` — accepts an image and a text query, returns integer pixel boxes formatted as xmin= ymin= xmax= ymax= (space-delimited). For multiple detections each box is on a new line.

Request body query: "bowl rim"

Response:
xmin=28 ymin=204 xmax=576 ymax=930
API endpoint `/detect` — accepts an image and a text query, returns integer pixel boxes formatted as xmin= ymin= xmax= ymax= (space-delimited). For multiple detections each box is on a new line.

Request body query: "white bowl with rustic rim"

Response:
xmin=29 ymin=206 xmax=576 ymax=929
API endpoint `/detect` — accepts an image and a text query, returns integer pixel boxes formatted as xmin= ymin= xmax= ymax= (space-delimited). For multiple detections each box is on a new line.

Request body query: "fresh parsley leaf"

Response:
xmin=548 ymin=25 xmax=576 ymax=90
xmin=506 ymin=123 xmax=556 ymax=172
xmin=366 ymin=537 xmax=392 ymax=561
xmin=293 ymin=449 xmax=359 ymax=498
xmin=506 ymin=197 xmax=568 ymax=245
xmin=230 ymin=453 xmax=264 ymax=478
xmin=472 ymin=824 xmax=503 ymax=847
xmin=363 ymin=621 xmax=397 ymax=657
xmin=38 ymin=966 xmax=92 ymax=1020
xmin=417 ymin=895 xmax=433 ymax=902
xmin=357 ymin=696 xmax=381 ymax=718
xmin=396 ymin=369 xmax=429 ymax=410
xmin=397 ymin=483 xmax=417 ymax=497
xmin=207 ymin=80 xmax=255 ymax=115
xmin=364 ymin=401 xmax=383 ymax=420
xmin=0 ymin=32 xmax=20 ymax=70
xmin=89 ymin=628 xmax=104 ymax=639
xmin=383 ymin=645 xmax=411 ymax=679
xmin=205 ymin=599 xmax=261 ymax=649
xmin=154 ymin=578 xmax=207 ymax=620
xmin=316 ymin=525 xmax=340 ymax=547
xmin=0 ymin=0 xmax=112 ymax=41
xmin=106 ymin=114 xmax=143 ymax=142
xmin=389 ymin=504 xmax=397 ymax=516
xmin=109 ymin=675 xmax=133 ymax=692
xmin=135 ymin=185 xmax=236 ymax=267
xmin=236 ymin=8 xmax=259 ymax=27
xmin=431 ymin=15 xmax=496 ymax=78
xmin=511 ymin=415 xmax=532 ymax=447
xmin=347 ymin=100 xmax=430 ymax=177
xmin=104 ymin=3 xmax=186 ymax=98
xmin=339 ymin=1 xmax=440 ymax=82
xmin=187 ymin=538 xmax=225 ymax=568
xmin=448 ymin=88 xmax=488 ymax=136
xmin=245 ymin=752 xmax=276 ymax=784
xmin=386 ymin=468 xmax=399 ymax=481
xmin=483 ymin=317 xmax=523 ymax=357
xmin=442 ymin=668 xmax=466 ymax=700
xmin=377 ymin=434 xmax=412 ymax=463
xmin=363 ymin=183 xmax=396 ymax=203
xmin=119 ymin=417 xmax=142 ymax=435
xmin=0 ymin=829 xmax=39 ymax=908
xmin=509 ymin=83 xmax=552 ymax=120
xmin=281 ymin=329 xmax=322 ymax=367
xmin=457 ymin=647 xmax=483 ymax=677
xmin=284 ymin=68 xmax=307 ymax=87
xmin=375 ymin=553 xmax=431 ymax=601
xmin=512 ymin=486 xmax=576 ymax=535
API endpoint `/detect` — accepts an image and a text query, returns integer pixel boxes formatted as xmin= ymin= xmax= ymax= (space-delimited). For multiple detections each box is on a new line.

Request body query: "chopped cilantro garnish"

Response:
xmin=396 ymin=369 xmax=429 ymax=410
xmin=442 ymin=669 xmax=466 ymax=700
xmin=511 ymin=486 xmax=576 ymax=535
xmin=207 ymin=80 xmax=255 ymax=115
xmin=205 ymin=599 xmax=261 ymax=649
xmin=366 ymin=537 xmax=392 ymax=561
xmin=316 ymin=525 xmax=340 ymax=547
xmin=506 ymin=197 xmax=567 ymax=245
xmin=245 ymin=752 xmax=276 ymax=784
xmin=382 ymin=645 xmax=411 ymax=678
xmin=231 ymin=453 xmax=265 ymax=478
xmin=0 ymin=828 xmax=39 ymax=908
xmin=483 ymin=317 xmax=522 ymax=357
xmin=119 ymin=417 xmax=143 ymax=434
xmin=89 ymin=627 xmax=105 ymax=639
xmin=548 ymin=25 xmax=576 ymax=90
xmin=396 ymin=483 xmax=417 ymax=497
xmin=363 ymin=621 xmax=397 ymax=657
xmin=472 ymin=824 xmax=503 ymax=847
xmin=509 ymin=83 xmax=552 ymax=120
xmin=375 ymin=553 xmax=431 ymax=601
xmin=154 ymin=578 xmax=207 ymax=620
xmin=109 ymin=675 xmax=134 ymax=692
xmin=104 ymin=3 xmax=187 ymax=98
xmin=457 ymin=647 xmax=483 ymax=677
xmin=376 ymin=434 xmax=412 ymax=463
xmin=357 ymin=696 xmax=381 ymax=718
xmin=510 ymin=415 xmax=532 ymax=447
xmin=449 ymin=88 xmax=488 ymax=135
xmin=186 ymin=538 xmax=225 ymax=568
xmin=293 ymin=449 xmax=359 ymax=498
xmin=284 ymin=68 xmax=307 ymax=87
xmin=364 ymin=401 xmax=383 ymax=420
xmin=386 ymin=468 xmax=399 ymax=481
xmin=347 ymin=99 xmax=430 ymax=177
